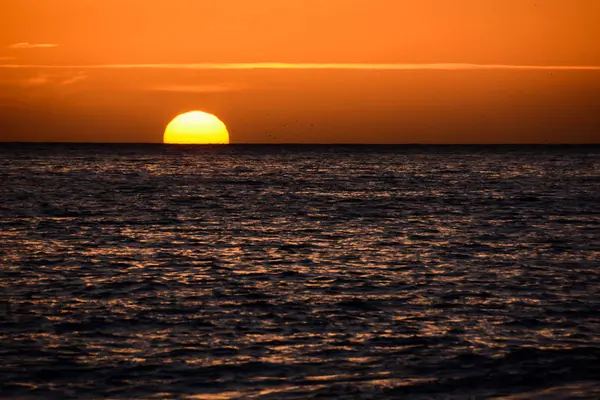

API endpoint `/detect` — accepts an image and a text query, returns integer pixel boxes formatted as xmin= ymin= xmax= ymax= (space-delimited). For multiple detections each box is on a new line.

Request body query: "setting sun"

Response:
xmin=163 ymin=111 xmax=230 ymax=144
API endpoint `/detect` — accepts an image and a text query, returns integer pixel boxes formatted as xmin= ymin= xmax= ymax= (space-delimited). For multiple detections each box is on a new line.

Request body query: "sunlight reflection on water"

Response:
xmin=1 ymin=144 xmax=600 ymax=399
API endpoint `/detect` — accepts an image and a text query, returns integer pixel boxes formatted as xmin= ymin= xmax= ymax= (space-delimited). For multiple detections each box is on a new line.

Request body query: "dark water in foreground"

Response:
xmin=1 ymin=144 xmax=600 ymax=399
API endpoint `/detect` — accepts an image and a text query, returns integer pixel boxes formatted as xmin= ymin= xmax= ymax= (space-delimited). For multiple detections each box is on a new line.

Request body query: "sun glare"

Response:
xmin=163 ymin=111 xmax=230 ymax=144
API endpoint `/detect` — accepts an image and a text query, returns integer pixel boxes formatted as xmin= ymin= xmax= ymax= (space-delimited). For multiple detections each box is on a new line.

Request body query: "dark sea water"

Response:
xmin=1 ymin=144 xmax=600 ymax=399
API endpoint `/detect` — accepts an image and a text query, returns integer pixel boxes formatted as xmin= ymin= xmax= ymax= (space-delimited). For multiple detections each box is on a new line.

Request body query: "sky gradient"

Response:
xmin=1 ymin=0 xmax=599 ymax=143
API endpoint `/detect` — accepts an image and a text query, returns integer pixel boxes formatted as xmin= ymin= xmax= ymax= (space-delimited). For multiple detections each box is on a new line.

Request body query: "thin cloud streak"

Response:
xmin=0 ymin=63 xmax=599 ymax=71
xmin=0 ymin=72 xmax=88 ymax=87
xmin=60 ymin=72 xmax=87 ymax=86
xmin=8 ymin=43 xmax=59 ymax=49
xmin=149 ymin=83 xmax=245 ymax=93
xmin=22 ymin=74 xmax=52 ymax=86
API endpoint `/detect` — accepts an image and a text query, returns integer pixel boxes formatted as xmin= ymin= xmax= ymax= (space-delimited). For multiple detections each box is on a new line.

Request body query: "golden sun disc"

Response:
xmin=163 ymin=111 xmax=230 ymax=144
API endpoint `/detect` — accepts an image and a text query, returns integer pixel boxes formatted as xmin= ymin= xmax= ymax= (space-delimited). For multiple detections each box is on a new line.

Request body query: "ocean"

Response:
xmin=1 ymin=144 xmax=599 ymax=399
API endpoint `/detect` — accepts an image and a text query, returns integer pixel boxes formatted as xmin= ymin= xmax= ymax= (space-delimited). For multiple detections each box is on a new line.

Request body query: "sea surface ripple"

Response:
xmin=1 ymin=144 xmax=600 ymax=399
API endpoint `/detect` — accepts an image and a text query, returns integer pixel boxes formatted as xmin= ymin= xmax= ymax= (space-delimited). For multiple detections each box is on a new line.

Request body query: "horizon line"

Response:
xmin=1 ymin=62 xmax=600 ymax=71
xmin=2 ymin=142 xmax=599 ymax=146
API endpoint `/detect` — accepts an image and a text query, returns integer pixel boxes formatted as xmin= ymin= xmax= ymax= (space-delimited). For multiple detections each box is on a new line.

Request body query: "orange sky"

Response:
xmin=1 ymin=0 xmax=599 ymax=143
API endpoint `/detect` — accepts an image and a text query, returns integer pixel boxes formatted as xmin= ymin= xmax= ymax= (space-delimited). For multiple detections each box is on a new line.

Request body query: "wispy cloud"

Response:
xmin=149 ymin=83 xmax=245 ymax=93
xmin=60 ymin=72 xmax=87 ymax=86
xmin=1 ymin=72 xmax=87 ymax=87
xmin=21 ymin=74 xmax=52 ymax=86
xmin=0 ymin=62 xmax=599 ymax=71
xmin=8 ymin=42 xmax=58 ymax=49
xmin=0 ymin=56 xmax=16 ymax=61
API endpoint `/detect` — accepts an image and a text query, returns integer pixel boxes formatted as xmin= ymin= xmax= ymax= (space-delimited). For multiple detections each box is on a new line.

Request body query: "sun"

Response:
xmin=163 ymin=111 xmax=230 ymax=144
